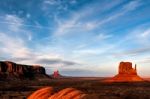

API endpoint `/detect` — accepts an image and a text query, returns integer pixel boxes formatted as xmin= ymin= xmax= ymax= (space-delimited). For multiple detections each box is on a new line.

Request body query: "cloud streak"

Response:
xmin=53 ymin=0 xmax=125 ymax=36
xmin=113 ymin=47 xmax=150 ymax=57
xmin=0 ymin=15 xmax=52 ymax=30
xmin=97 ymin=0 xmax=142 ymax=26
xmin=36 ymin=58 xmax=79 ymax=66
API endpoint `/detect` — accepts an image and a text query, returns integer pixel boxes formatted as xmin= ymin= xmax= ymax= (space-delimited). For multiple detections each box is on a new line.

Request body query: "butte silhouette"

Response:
xmin=105 ymin=62 xmax=144 ymax=82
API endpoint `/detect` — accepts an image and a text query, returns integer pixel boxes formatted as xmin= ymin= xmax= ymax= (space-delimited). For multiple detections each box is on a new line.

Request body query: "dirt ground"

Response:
xmin=0 ymin=77 xmax=150 ymax=99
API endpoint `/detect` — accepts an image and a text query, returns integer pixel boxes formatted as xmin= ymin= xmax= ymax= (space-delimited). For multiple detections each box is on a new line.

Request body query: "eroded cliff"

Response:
xmin=0 ymin=61 xmax=49 ymax=80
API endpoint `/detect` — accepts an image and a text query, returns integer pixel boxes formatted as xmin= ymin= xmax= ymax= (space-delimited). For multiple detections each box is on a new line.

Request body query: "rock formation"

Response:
xmin=51 ymin=70 xmax=62 ymax=78
xmin=50 ymin=88 xmax=86 ymax=99
xmin=0 ymin=61 xmax=49 ymax=80
xmin=28 ymin=87 xmax=87 ymax=99
xmin=28 ymin=87 xmax=54 ymax=99
xmin=105 ymin=62 xmax=144 ymax=82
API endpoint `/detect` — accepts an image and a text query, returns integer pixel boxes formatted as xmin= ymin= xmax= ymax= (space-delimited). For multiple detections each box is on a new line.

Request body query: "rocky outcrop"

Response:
xmin=28 ymin=87 xmax=54 ymax=99
xmin=28 ymin=87 xmax=87 ymax=99
xmin=51 ymin=70 xmax=62 ymax=78
xmin=119 ymin=62 xmax=137 ymax=75
xmin=105 ymin=62 xmax=144 ymax=82
xmin=0 ymin=61 xmax=48 ymax=80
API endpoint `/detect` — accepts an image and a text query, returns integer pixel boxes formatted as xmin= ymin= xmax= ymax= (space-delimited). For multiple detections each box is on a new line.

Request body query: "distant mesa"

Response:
xmin=51 ymin=70 xmax=62 ymax=78
xmin=0 ymin=61 xmax=49 ymax=80
xmin=105 ymin=62 xmax=144 ymax=82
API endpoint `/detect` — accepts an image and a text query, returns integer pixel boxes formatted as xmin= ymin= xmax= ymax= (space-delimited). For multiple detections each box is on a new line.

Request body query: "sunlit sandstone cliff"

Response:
xmin=105 ymin=62 xmax=144 ymax=82
xmin=28 ymin=87 xmax=87 ymax=99
xmin=0 ymin=61 xmax=48 ymax=79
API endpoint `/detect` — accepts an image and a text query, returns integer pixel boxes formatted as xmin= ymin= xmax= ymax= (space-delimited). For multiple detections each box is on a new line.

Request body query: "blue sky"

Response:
xmin=0 ymin=0 xmax=150 ymax=77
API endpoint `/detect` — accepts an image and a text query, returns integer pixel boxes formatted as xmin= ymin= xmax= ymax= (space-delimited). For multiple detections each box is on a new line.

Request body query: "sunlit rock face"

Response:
xmin=28 ymin=87 xmax=54 ymax=99
xmin=49 ymin=88 xmax=86 ymax=99
xmin=119 ymin=62 xmax=137 ymax=75
xmin=106 ymin=62 xmax=144 ymax=82
xmin=28 ymin=87 xmax=87 ymax=99
xmin=0 ymin=61 xmax=48 ymax=79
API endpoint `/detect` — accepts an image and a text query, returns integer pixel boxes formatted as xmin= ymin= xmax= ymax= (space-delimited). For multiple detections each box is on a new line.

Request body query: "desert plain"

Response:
xmin=0 ymin=77 xmax=150 ymax=99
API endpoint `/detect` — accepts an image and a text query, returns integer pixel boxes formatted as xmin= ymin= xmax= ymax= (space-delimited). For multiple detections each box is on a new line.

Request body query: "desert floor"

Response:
xmin=0 ymin=77 xmax=150 ymax=99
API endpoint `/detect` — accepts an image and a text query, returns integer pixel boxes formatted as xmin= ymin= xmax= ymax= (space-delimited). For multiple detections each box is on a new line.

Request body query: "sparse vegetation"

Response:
xmin=0 ymin=78 xmax=150 ymax=99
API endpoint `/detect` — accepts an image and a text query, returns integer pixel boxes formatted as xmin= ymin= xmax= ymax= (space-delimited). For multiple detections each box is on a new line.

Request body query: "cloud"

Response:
xmin=60 ymin=69 xmax=100 ymax=77
xmin=0 ymin=0 xmax=149 ymax=76
xmin=53 ymin=0 xmax=124 ymax=36
xmin=0 ymin=15 xmax=35 ymax=58
xmin=140 ymin=28 xmax=150 ymax=38
xmin=119 ymin=25 xmax=150 ymax=45
xmin=53 ymin=16 xmax=96 ymax=36
xmin=0 ymin=32 xmax=72 ymax=66
xmin=0 ymin=14 xmax=64 ymax=67
xmin=73 ymin=49 xmax=106 ymax=56
xmin=0 ymin=32 xmax=31 ymax=58
xmin=95 ymin=33 xmax=112 ymax=41
xmin=43 ymin=0 xmax=59 ymax=5
xmin=49 ymin=0 xmax=137 ymax=37
xmin=36 ymin=58 xmax=78 ymax=66
xmin=4 ymin=14 xmax=23 ymax=32
xmin=42 ymin=0 xmax=68 ymax=13
xmin=123 ymin=0 xmax=141 ymax=11
xmin=97 ymin=23 xmax=150 ymax=59
xmin=107 ymin=27 xmax=150 ymax=58
xmin=138 ymin=58 xmax=150 ymax=63
xmin=0 ymin=31 xmax=76 ymax=67
xmin=0 ymin=14 xmax=52 ymax=30
xmin=97 ymin=0 xmax=142 ymax=26
xmin=113 ymin=47 xmax=150 ymax=57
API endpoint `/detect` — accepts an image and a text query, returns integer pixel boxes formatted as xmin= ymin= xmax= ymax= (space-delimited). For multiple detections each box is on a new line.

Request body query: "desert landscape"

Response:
xmin=0 ymin=61 xmax=149 ymax=99
xmin=0 ymin=77 xmax=150 ymax=99
xmin=0 ymin=0 xmax=150 ymax=99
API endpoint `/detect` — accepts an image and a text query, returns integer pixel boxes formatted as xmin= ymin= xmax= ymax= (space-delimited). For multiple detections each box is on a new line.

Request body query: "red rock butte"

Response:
xmin=52 ymin=70 xmax=61 ymax=78
xmin=106 ymin=62 xmax=144 ymax=82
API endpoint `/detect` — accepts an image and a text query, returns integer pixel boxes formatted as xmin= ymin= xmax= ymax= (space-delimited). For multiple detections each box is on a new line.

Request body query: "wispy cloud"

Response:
xmin=4 ymin=15 xmax=23 ymax=32
xmin=140 ymin=28 xmax=150 ymax=38
xmin=43 ymin=0 xmax=59 ymax=5
xmin=0 ymin=32 xmax=30 ymax=58
xmin=0 ymin=14 xmax=68 ymax=68
xmin=0 ymin=32 xmax=77 ymax=67
xmin=113 ymin=47 xmax=150 ymax=57
xmin=53 ymin=0 xmax=124 ymax=36
xmin=0 ymin=14 xmax=34 ymax=41
xmin=36 ymin=58 xmax=79 ymax=66
xmin=123 ymin=0 xmax=141 ymax=11
xmin=121 ymin=25 xmax=150 ymax=45
xmin=97 ymin=0 xmax=142 ymax=26
xmin=0 ymin=15 xmax=52 ymax=30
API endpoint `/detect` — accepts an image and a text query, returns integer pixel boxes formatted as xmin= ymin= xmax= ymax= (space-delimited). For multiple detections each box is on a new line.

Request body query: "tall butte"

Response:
xmin=106 ymin=62 xmax=144 ymax=82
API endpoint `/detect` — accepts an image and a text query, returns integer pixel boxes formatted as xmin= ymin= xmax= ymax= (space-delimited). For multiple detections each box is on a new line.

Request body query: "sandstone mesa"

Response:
xmin=105 ymin=62 xmax=144 ymax=82
xmin=0 ymin=61 xmax=48 ymax=79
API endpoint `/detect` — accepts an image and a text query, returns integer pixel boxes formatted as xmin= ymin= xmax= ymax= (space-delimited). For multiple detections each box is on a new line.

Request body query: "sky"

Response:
xmin=0 ymin=0 xmax=150 ymax=77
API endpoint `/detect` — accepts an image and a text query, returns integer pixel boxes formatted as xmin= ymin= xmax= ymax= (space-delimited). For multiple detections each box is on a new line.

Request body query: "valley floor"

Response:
xmin=0 ymin=77 xmax=150 ymax=99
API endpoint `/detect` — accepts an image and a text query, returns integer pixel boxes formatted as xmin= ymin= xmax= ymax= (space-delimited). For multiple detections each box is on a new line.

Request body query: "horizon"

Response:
xmin=1 ymin=60 xmax=150 ymax=78
xmin=0 ymin=0 xmax=150 ymax=77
